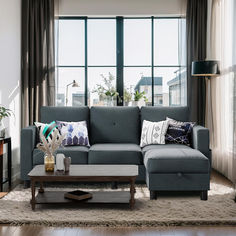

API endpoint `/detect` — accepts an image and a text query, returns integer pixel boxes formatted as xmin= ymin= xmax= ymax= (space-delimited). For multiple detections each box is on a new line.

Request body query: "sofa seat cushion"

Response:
xmin=33 ymin=146 xmax=89 ymax=165
xmin=142 ymin=144 xmax=191 ymax=154
xmin=88 ymin=144 xmax=143 ymax=164
xmin=144 ymin=146 xmax=209 ymax=174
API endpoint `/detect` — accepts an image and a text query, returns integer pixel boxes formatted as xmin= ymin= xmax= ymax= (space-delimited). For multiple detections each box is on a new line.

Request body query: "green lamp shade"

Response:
xmin=192 ymin=60 xmax=220 ymax=77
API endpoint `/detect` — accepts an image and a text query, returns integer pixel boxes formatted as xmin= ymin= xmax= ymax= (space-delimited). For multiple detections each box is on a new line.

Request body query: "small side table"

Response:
xmin=0 ymin=137 xmax=12 ymax=192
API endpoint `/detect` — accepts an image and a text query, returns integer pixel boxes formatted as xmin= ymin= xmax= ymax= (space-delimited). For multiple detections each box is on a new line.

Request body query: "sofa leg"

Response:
xmin=150 ymin=190 xmax=157 ymax=200
xmin=200 ymin=190 xmax=208 ymax=200
xmin=111 ymin=181 xmax=118 ymax=189
xmin=24 ymin=180 xmax=30 ymax=189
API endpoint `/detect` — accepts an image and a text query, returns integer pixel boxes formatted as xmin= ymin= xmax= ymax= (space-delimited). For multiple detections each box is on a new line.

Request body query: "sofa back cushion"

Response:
xmin=40 ymin=106 xmax=90 ymax=127
xmin=90 ymin=106 xmax=140 ymax=144
xmin=141 ymin=106 xmax=189 ymax=124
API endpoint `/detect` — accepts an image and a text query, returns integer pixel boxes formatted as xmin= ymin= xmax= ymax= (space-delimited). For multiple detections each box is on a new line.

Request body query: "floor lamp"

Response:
xmin=191 ymin=60 xmax=220 ymax=136
xmin=66 ymin=80 xmax=79 ymax=106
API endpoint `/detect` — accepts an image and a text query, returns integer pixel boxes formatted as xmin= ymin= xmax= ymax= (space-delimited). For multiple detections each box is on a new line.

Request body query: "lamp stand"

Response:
xmin=65 ymin=81 xmax=75 ymax=106
xmin=206 ymin=77 xmax=214 ymax=144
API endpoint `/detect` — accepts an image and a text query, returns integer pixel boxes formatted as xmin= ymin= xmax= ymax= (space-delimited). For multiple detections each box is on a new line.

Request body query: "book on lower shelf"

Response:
xmin=64 ymin=190 xmax=93 ymax=201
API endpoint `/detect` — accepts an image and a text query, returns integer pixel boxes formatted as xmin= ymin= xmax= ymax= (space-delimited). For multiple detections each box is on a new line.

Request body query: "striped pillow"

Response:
xmin=140 ymin=120 xmax=169 ymax=147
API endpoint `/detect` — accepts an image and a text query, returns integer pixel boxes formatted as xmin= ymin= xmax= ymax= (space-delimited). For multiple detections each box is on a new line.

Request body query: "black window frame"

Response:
xmin=57 ymin=16 xmax=186 ymax=106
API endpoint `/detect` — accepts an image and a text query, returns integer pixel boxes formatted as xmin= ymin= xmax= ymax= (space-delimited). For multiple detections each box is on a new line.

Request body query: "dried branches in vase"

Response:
xmin=37 ymin=129 xmax=65 ymax=172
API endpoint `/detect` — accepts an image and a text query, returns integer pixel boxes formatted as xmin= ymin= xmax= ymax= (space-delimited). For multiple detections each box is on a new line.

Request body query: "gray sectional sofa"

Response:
xmin=20 ymin=106 xmax=211 ymax=200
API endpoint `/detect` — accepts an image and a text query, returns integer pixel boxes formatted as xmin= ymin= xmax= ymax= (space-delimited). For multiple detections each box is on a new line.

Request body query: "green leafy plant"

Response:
xmin=92 ymin=73 xmax=119 ymax=100
xmin=133 ymin=90 xmax=148 ymax=102
xmin=0 ymin=106 xmax=13 ymax=121
xmin=124 ymin=87 xmax=132 ymax=103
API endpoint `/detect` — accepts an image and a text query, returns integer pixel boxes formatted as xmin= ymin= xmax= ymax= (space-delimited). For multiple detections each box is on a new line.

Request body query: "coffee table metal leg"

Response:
xmin=31 ymin=179 xmax=36 ymax=210
xmin=129 ymin=178 xmax=135 ymax=209
xmin=39 ymin=181 xmax=44 ymax=193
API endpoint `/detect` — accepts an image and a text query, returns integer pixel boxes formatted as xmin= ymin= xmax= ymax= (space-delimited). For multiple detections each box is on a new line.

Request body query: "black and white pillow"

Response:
xmin=140 ymin=120 xmax=169 ymax=147
xmin=165 ymin=117 xmax=195 ymax=146
xmin=35 ymin=121 xmax=59 ymax=143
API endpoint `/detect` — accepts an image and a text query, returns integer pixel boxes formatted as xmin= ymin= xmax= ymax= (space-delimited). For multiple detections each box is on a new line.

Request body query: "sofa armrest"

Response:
xmin=20 ymin=125 xmax=37 ymax=181
xmin=192 ymin=125 xmax=211 ymax=165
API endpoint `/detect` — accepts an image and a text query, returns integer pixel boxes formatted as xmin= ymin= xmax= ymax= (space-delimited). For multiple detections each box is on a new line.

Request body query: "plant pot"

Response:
xmin=0 ymin=120 xmax=5 ymax=138
xmin=124 ymin=101 xmax=131 ymax=106
xmin=132 ymin=100 xmax=145 ymax=107
xmin=105 ymin=97 xmax=114 ymax=106
xmin=44 ymin=154 xmax=55 ymax=172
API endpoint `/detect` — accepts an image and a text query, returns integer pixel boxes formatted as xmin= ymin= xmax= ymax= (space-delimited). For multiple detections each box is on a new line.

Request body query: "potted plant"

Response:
xmin=124 ymin=87 xmax=132 ymax=106
xmin=0 ymin=106 xmax=13 ymax=138
xmin=133 ymin=90 xmax=148 ymax=107
xmin=92 ymin=73 xmax=119 ymax=106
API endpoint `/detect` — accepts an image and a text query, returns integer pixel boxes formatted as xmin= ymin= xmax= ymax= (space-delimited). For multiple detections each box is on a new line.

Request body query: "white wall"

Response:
xmin=0 ymin=0 xmax=21 ymax=185
xmin=59 ymin=0 xmax=187 ymax=16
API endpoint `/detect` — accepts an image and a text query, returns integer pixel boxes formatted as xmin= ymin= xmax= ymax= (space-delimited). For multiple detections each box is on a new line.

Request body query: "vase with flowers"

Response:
xmin=37 ymin=129 xmax=65 ymax=172
xmin=92 ymin=73 xmax=119 ymax=106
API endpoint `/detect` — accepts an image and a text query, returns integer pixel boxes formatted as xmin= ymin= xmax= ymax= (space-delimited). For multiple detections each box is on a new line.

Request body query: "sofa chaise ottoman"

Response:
xmin=20 ymin=106 xmax=211 ymax=200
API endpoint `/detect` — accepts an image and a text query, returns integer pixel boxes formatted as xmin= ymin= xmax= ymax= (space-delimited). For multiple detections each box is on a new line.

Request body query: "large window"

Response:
xmin=57 ymin=17 xmax=186 ymax=107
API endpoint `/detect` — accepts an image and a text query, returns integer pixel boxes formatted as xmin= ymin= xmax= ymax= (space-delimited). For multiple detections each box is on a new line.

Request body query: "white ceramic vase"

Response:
xmin=132 ymin=100 xmax=145 ymax=108
xmin=56 ymin=153 xmax=65 ymax=171
xmin=0 ymin=120 xmax=5 ymax=138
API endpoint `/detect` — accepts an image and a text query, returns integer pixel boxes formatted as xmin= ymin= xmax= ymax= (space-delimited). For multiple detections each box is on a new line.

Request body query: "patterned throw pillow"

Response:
xmin=56 ymin=121 xmax=90 ymax=147
xmin=165 ymin=117 xmax=195 ymax=146
xmin=140 ymin=120 xmax=169 ymax=147
xmin=35 ymin=121 xmax=59 ymax=143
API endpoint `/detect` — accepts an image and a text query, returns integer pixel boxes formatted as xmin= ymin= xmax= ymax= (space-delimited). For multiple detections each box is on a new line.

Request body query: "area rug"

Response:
xmin=0 ymin=173 xmax=236 ymax=227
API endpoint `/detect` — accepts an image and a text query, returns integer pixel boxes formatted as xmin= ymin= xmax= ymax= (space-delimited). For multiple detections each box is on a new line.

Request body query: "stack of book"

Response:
xmin=64 ymin=190 xmax=92 ymax=201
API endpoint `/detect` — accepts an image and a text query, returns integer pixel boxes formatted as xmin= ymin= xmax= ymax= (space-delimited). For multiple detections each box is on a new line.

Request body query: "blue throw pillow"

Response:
xmin=165 ymin=118 xmax=195 ymax=146
xmin=56 ymin=121 xmax=90 ymax=147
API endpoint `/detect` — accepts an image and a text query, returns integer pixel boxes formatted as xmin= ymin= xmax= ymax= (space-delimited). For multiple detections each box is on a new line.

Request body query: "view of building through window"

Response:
xmin=57 ymin=17 xmax=186 ymax=107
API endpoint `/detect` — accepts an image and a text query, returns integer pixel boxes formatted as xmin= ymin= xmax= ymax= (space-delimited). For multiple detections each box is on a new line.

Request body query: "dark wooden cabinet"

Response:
xmin=0 ymin=137 xmax=12 ymax=192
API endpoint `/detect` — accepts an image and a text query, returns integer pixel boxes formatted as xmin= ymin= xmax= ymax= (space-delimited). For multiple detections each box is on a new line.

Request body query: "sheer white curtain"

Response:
xmin=207 ymin=0 xmax=236 ymax=182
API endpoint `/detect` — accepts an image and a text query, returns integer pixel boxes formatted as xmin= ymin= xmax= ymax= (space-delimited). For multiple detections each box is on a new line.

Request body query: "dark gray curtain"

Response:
xmin=186 ymin=0 xmax=207 ymax=125
xmin=21 ymin=0 xmax=55 ymax=127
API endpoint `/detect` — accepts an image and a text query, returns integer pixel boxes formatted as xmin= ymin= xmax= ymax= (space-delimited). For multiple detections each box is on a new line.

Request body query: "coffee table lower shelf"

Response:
xmin=28 ymin=165 xmax=138 ymax=210
xmin=34 ymin=191 xmax=132 ymax=207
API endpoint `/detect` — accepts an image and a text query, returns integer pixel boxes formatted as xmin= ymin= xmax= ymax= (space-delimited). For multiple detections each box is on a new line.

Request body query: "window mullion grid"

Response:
xmin=151 ymin=16 xmax=154 ymax=106
xmin=58 ymin=17 xmax=184 ymax=107
xmin=116 ymin=16 xmax=124 ymax=106
xmin=84 ymin=17 xmax=88 ymax=106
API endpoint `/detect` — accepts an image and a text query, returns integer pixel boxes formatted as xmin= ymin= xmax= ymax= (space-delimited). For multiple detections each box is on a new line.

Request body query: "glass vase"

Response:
xmin=44 ymin=154 xmax=55 ymax=172
xmin=105 ymin=97 xmax=113 ymax=106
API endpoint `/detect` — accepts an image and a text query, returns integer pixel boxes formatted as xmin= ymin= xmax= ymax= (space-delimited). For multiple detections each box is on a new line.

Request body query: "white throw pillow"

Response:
xmin=140 ymin=120 xmax=169 ymax=147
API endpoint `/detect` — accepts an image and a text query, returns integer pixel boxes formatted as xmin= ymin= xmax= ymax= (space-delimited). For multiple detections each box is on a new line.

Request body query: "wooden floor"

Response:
xmin=0 ymin=170 xmax=235 ymax=236
xmin=0 ymin=225 xmax=236 ymax=236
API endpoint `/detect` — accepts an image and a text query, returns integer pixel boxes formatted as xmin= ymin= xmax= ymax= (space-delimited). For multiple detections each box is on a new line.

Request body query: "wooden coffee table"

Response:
xmin=28 ymin=165 xmax=138 ymax=210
